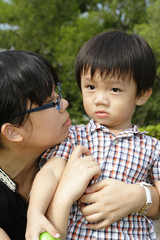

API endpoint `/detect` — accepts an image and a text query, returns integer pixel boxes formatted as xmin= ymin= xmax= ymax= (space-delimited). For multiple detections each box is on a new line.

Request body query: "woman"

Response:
xmin=0 ymin=50 xmax=72 ymax=240
xmin=0 ymin=50 xmax=159 ymax=240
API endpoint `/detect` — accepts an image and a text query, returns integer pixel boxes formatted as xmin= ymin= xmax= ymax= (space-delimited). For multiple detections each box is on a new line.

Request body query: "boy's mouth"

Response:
xmin=95 ymin=111 xmax=109 ymax=118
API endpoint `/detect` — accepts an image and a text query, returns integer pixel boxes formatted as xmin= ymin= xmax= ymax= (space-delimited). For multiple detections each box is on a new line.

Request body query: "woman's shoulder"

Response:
xmin=0 ymin=171 xmax=27 ymax=240
xmin=0 ymin=168 xmax=27 ymax=216
xmin=0 ymin=168 xmax=16 ymax=192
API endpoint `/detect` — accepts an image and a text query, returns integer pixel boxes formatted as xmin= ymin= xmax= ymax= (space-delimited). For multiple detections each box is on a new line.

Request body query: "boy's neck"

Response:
xmin=95 ymin=121 xmax=133 ymax=136
xmin=109 ymin=127 xmax=132 ymax=136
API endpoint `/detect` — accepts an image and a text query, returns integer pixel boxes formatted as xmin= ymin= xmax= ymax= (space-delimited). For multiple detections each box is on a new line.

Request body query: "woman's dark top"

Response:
xmin=0 ymin=168 xmax=28 ymax=240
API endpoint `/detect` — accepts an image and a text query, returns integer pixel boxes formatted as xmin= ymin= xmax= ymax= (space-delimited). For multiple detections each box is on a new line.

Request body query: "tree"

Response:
xmin=132 ymin=0 xmax=160 ymax=126
xmin=0 ymin=0 xmax=159 ymax=125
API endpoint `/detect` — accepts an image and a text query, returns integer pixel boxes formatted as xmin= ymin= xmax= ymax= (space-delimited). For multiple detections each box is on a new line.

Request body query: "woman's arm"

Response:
xmin=0 ymin=228 xmax=11 ymax=240
xmin=46 ymin=146 xmax=101 ymax=240
xmin=151 ymin=180 xmax=160 ymax=218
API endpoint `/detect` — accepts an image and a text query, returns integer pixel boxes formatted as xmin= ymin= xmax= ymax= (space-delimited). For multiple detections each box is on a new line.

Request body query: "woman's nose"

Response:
xmin=59 ymin=98 xmax=69 ymax=112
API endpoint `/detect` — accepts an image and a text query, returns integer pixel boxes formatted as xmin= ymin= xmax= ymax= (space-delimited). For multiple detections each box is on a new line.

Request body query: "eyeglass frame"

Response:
xmin=23 ymin=82 xmax=63 ymax=114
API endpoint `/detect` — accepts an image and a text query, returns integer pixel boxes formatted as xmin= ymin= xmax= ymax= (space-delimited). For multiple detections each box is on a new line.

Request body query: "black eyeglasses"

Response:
xmin=24 ymin=82 xmax=63 ymax=114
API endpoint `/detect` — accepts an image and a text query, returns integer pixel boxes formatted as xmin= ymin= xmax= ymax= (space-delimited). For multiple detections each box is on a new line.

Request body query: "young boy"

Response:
xmin=26 ymin=30 xmax=160 ymax=240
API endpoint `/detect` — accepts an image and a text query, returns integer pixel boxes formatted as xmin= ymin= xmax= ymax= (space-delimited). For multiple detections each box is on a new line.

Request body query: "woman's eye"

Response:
xmin=111 ymin=88 xmax=120 ymax=92
xmin=88 ymin=85 xmax=95 ymax=90
xmin=47 ymin=94 xmax=57 ymax=103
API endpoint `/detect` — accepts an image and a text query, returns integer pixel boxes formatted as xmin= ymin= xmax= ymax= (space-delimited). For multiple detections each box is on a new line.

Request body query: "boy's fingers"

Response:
xmin=85 ymin=179 xmax=107 ymax=193
xmin=39 ymin=231 xmax=60 ymax=240
xmin=47 ymin=230 xmax=60 ymax=239
xmin=71 ymin=146 xmax=91 ymax=158
xmin=87 ymin=166 xmax=101 ymax=184
xmin=43 ymin=220 xmax=60 ymax=239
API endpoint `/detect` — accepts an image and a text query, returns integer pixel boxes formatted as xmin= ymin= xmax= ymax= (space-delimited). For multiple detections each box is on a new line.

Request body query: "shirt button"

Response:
xmin=114 ymin=139 xmax=119 ymax=144
xmin=93 ymin=232 xmax=97 ymax=238
xmin=108 ymin=165 xmax=113 ymax=171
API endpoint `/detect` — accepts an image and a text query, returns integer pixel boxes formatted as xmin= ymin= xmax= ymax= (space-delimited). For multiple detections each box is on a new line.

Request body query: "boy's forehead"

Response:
xmin=82 ymin=67 xmax=131 ymax=83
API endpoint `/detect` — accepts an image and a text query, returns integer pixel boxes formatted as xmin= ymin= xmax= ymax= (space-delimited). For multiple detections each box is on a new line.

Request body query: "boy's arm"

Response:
xmin=46 ymin=146 xmax=101 ymax=240
xmin=25 ymin=157 xmax=66 ymax=240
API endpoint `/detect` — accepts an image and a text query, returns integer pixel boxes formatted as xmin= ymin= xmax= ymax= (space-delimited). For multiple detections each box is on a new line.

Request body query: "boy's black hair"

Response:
xmin=75 ymin=30 xmax=156 ymax=96
xmin=0 ymin=50 xmax=59 ymax=129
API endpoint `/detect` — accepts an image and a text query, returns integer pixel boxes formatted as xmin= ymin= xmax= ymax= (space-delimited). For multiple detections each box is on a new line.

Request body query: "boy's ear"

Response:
xmin=136 ymin=88 xmax=152 ymax=106
xmin=1 ymin=123 xmax=24 ymax=142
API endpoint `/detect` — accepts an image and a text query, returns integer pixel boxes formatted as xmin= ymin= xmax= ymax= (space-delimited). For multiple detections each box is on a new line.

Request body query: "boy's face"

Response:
xmin=81 ymin=68 xmax=145 ymax=135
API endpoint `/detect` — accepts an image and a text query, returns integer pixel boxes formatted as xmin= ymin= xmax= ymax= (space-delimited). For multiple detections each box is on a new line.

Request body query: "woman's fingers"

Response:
xmin=87 ymin=219 xmax=111 ymax=230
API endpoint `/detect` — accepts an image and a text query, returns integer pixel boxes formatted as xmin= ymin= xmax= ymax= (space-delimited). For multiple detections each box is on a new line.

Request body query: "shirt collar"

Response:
xmin=88 ymin=119 xmax=144 ymax=138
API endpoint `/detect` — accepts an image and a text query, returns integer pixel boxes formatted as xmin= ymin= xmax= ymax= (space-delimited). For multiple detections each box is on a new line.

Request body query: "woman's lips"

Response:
xmin=64 ymin=117 xmax=72 ymax=127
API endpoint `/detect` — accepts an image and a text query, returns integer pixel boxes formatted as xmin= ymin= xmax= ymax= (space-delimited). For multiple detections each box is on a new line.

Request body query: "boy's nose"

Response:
xmin=94 ymin=93 xmax=109 ymax=105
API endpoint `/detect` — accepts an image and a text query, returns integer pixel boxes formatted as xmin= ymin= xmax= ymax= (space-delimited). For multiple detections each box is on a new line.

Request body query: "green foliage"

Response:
xmin=139 ymin=124 xmax=160 ymax=140
xmin=101 ymin=0 xmax=148 ymax=31
xmin=132 ymin=0 xmax=160 ymax=126
xmin=0 ymin=0 xmax=160 ymax=125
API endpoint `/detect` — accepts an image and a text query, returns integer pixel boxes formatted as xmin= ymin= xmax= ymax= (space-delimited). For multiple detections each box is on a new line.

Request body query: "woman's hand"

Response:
xmin=79 ymin=178 xmax=146 ymax=229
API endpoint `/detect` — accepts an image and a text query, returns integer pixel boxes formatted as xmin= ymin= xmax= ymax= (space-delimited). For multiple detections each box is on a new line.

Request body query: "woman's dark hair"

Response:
xmin=0 ymin=50 xmax=59 ymax=129
xmin=75 ymin=30 xmax=156 ymax=96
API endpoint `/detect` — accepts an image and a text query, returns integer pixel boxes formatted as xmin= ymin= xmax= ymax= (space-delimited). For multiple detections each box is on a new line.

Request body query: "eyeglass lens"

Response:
xmin=55 ymin=82 xmax=63 ymax=110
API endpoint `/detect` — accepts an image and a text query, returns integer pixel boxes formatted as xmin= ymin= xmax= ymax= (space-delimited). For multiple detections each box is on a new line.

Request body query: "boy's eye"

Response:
xmin=88 ymin=85 xmax=95 ymax=90
xmin=110 ymin=88 xmax=120 ymax=92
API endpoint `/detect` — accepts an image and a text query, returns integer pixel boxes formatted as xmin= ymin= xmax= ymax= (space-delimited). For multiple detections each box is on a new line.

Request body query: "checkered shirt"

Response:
xmin=41 ymin=119 xmax=160 ymax=239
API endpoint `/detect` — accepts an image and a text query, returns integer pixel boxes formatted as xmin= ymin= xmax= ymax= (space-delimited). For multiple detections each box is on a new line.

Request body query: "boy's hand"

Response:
xmin=39 ymin=232 xmax=60 ymax=240
xmin=25 ymin=212 xmax=60 ymax=240
xmin=46 ymin=146 xmax=101 ymax=240
xmin=55 ymin=145 xmax=101 ymax=204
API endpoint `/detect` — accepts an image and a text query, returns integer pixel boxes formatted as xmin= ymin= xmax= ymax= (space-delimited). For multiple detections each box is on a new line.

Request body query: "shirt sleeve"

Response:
xmin=152 ymin=155 xmax=160 ymax=181
xmin=53 ymin=136 xmax=73 ymax=160
xmin=150 ymin=139 xmax=160 ymax=181
xmin=40 ymin=126 xmax=77 ymax=165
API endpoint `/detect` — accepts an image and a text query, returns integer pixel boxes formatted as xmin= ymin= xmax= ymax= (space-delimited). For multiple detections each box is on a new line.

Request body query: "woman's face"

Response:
xmin=21 ymin=88 xmax=71 ymax=153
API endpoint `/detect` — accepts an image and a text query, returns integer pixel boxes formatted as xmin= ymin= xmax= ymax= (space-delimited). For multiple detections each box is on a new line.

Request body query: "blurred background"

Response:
xmin=0 ymin=0 xmax=160 ymax=128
